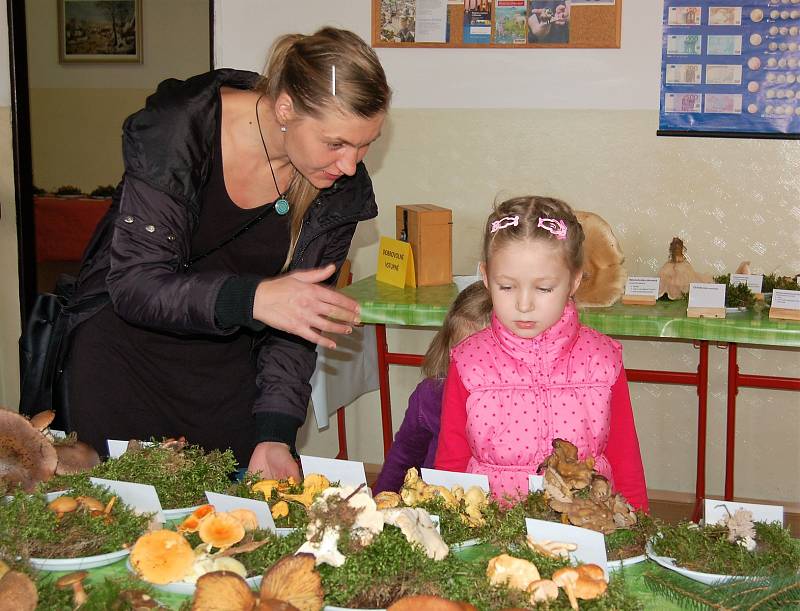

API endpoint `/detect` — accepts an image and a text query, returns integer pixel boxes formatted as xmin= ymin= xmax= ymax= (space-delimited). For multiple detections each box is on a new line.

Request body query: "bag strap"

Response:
xmin=182 ymin=202 xmax=277 ymax=271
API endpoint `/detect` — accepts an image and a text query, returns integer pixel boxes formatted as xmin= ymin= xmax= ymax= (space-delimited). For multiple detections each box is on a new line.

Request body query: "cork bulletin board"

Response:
xmin=372 ymin=0 xmax=622 ymax=49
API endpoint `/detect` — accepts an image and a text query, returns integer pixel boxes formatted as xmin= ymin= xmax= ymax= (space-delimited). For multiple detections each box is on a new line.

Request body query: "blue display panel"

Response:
xmin=659 ymin=1 xmax=800 ymax=137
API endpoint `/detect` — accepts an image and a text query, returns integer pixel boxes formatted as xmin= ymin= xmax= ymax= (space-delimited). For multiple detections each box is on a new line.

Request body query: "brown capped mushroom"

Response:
xmin=373 ymin=490 xmax=401 ymax=510
xmin=528 ymin=579 xmax=559 ymax=604
xmin=552 ymin=567 xmax=581 ymax=611
xmin=178 ymin=504 xmax=215 ymax=533
xmin=486 ymin=554 xmax=541 ymax=591
xmin=0 ymin=570 xmax=38 ymax=611
xmin=191 ymin=570 xmax=257 ymax=610
xmin=29 ymin=410 xmax=55 ymax=432
xmin=118 ymin=588 xmax=164 ymax=609
xmin=56 ymin=570 xmax=89 ymax=608
xmin=75 ymin=496 xmax=105 ymax=513
xmin=55 ymin=440 xmax=101 ymax=475
xmin=257 ymin=599 xmax=300 ymax=611
xmin=260 ymin=554 xmax=324 ymax=611
xmin=48 ymin=495 xmax=79 ymax=518
xmin=574 ymin=211 xmax=626 ymax=308
xmin=0 ymin=408 xmax=58 ymax=492
xmin=130 ymin=530 xmax=195 ymax=584
xmin=198 ymin=512 xmax=246 ymax=549
xmin=388 ymin=595 xmax=476 ymax=611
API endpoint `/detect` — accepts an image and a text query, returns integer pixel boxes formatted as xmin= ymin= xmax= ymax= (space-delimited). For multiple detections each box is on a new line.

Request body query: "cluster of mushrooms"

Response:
xmin=539 ymin=439 xmax=637 ymax=534
xmin=0 ymin=408 xmax=100 ymax=493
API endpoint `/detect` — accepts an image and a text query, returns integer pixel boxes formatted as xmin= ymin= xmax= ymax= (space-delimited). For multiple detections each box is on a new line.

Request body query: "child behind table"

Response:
xmin=372 ymin=282 xmax=492 ymax=494
xmin=435 ymin=196 xmax=648 ymax=510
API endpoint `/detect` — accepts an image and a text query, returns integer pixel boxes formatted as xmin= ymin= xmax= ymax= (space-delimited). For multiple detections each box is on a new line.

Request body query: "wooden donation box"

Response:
xmin=396 ymin=204 xmax=453 ymax=286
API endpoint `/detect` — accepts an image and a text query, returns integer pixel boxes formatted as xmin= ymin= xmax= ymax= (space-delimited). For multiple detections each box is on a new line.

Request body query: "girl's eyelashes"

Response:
xmin=538 ymin=287 xmax=553 ymax=293
xmin=327 ymin=142 xmax=344 ymax=150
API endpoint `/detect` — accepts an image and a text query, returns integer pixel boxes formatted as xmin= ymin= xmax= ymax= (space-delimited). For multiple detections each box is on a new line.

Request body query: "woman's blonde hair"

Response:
xmin=482 ymin=196 xmax=585 ymax=276
xmin=422 ymin=282 xmax=492 ymax=379
xmin=255 ymin=27 xmax=391 ymax=267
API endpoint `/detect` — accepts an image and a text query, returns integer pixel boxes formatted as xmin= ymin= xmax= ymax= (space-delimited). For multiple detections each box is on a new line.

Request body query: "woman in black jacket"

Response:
xmin=65 ymin=27 xmax=391 ymax=480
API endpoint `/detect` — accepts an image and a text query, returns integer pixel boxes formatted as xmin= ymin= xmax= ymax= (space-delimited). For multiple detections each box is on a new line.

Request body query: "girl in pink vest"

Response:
xmin=435 ymin=196 xmax=648 ymax=510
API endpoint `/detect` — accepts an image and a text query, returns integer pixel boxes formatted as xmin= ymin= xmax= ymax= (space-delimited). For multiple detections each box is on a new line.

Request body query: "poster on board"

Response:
xmin=659 ymin=1 xmax=800 ymax=138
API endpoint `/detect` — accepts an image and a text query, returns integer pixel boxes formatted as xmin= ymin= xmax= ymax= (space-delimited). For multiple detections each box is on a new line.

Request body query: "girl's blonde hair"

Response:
xmin=422 ymin=282 xmax=492 ymax=379
xmin=482 ymin=196 xmax=585 ymax=276
xmin=255 ymin=27 xmax=391 ymax=266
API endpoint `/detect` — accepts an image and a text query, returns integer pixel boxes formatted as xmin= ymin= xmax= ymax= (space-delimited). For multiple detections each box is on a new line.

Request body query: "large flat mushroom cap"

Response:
xmin=0 ymin=570 xmax=38 ymax=611
xmin=0 ymin=408 xmax=58 ymax=492
xmin=574 ymin=211 xmax=627 ymax=308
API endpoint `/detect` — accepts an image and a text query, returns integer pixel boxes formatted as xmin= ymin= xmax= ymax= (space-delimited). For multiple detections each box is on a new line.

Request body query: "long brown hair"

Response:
xmin=422 ymin=282 xmax=492 ymax=379
xmin=254 ymin=28 xmax=391 ymax=266
xmin=482 ymin=196 xmax=585 ymax=276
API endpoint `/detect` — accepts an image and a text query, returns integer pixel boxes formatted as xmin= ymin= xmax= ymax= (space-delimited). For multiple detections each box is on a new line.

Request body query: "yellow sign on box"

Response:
xmin=376 ymin=236 xmax=416 ymax=288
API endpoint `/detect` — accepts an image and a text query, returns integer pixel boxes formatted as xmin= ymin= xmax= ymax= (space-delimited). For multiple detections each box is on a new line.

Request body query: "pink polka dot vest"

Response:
xmin=451 ymin=300 xmax=622 ymax=500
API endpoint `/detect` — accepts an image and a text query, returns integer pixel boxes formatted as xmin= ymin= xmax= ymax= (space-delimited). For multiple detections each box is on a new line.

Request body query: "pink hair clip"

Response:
xmin=490 ymin=215 xmax=520 ymax=233
xmin=537 ymin=217 xmax=568 ymax=240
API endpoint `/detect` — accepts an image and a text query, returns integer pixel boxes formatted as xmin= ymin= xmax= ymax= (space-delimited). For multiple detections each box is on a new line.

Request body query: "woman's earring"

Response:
xmin=280 ymin=125 xmax=287 ymax=132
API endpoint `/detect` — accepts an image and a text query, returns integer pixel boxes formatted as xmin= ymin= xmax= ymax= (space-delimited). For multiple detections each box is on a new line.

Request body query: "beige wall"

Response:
xmin=336 ymin=109 xmax=800 ymax=505
xmin=26 ymin=0 xmax=210 ymax=191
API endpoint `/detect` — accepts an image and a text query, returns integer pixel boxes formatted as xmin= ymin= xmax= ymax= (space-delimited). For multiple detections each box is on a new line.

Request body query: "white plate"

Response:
xmin=725 ymin=307 xmax=748 ymax=314
xmin=126 ymin=558 xmax=261 ymax=595
xmin=645 ymin=542 xmax=747 ymax=585
xmin=30 ymin=548 xmax=130 ymax=571
xmin=162 ymin=505 xmax=203 ymax=521
xmin=607 ymin=553 xmax=647 ymax=571
xmin=450 ymin=538 xmax=480 ymax=551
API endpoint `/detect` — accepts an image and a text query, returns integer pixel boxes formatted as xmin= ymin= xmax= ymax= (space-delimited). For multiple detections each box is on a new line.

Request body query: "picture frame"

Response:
xmin=58 ymin=0 xmax=142 ymax=63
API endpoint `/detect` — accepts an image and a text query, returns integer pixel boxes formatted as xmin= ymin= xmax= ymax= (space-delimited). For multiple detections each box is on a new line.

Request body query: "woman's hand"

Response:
xmin=253 ymin=263 xmax=360 ymax=349
xmin=248 ymin=441 xmax=301 ymax=480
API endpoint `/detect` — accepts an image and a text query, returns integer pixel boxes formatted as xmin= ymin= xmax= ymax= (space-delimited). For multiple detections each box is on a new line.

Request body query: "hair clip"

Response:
xmin=537 ymin=217 xmax=568 ymax=240
xmin=490 ymin=215 xmax=520 ymax=233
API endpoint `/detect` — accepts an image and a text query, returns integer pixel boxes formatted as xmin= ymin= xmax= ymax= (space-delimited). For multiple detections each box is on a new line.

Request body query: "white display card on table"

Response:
xmin=622 ymin=277 xmax=660 ymax=306
xmin=704 ymin=499 xmax=784 ymax=526
xmin=90 ymin=477 xmax=165 ymax=523
xmin=106 ymin=439 xmax=154 ymax=458
xmin=420 ymin=468 xmax=490 ymax=493
xmin=528 ymin=474 xmax=544 ymax=492
xmin=300 ymin=455 xmax=367 ymax=488
xmin=525 ymin=518 xmax=608 ymax=579
xmin=205 ymin=491 xmax=276 ymax=531
xmin=730 ymin=273 xmax=763 ymax=294
xmin=687 ymin=283 xmax=726 ymax=319
xmin=769 ymin=289 xmax=800 ymax=321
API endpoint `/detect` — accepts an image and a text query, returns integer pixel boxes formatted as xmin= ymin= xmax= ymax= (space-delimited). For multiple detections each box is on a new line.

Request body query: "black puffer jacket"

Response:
xmin=66 ymin=69 xmax=379 ymax=445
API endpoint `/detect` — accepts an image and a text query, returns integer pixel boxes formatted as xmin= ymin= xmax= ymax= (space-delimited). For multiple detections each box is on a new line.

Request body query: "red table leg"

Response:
xmin=695 ymin=341 xmax=709 ymax=522
xmin=375 ymin=324 xmax=393 ymax=458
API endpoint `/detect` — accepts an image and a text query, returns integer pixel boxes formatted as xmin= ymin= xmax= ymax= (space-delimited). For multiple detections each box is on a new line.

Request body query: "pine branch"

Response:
xmin=643 ymin=570 xmax=732 ymax=610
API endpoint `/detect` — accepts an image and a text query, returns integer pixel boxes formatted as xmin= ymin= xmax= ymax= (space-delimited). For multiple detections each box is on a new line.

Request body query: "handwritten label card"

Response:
xmin=300 ymin=455 xmax=367 ymax=488
xmin=420 ymin=468 xmax=490 ymax=493
xmin=376 ymin=236 xmax=416 ymax=288
xmin=525 ymin=518 xmax=608 ymax=579
xmin=730 ymin=274 xmax=763 ymax=293
xmin=90 ymin=477 xmax=165 ymax=523
xmin=205 ymin=491 xmax=276 ymax=531
xmin=704 ymin=499 xmax=784 ymax=526
xmin=528 ymin=474 xmax=544 ymax=492
xmin=625 ymin=277 xmax=660 ymax=298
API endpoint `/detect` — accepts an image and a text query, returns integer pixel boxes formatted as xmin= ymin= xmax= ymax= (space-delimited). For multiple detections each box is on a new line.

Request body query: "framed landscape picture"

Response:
xmin=58 ymin=0 xmax=142 ymax=63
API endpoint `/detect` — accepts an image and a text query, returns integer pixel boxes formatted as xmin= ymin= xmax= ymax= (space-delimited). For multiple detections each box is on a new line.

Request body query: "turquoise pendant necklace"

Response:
xmin=255 ymin=95 xmax=290 ymax=216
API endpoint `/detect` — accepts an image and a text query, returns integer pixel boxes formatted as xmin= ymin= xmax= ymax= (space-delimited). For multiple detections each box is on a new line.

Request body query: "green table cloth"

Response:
xmin=342 ymin=276 xmax=800 ymax=347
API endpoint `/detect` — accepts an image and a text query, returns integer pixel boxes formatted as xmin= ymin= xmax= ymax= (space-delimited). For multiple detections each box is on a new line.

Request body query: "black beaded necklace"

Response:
xmin=255 ymin=95 xmax=290 ymax=216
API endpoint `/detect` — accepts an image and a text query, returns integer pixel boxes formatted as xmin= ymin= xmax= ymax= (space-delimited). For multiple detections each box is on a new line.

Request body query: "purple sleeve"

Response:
xmin=372 ymin=379 xmax=443 ymax=494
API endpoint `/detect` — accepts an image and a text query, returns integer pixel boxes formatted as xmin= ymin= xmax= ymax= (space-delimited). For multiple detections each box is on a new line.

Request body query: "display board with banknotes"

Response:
xmin=659 ymin=1 xmax=800 ymax=138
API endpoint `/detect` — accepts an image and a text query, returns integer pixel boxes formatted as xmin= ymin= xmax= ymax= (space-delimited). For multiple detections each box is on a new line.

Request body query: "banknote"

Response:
xmin=705 ymin=64 xmax=742 ymax=85
xmin=667 ymin=34 xmax=702 ymax=55
xmin=666 ymin=63 xmax=702 ymax=84
xmin=707 ymin=35 xmax=742 ymax=55
xmin=664 ymin=92 xmax=702 ymax=113
xmin=668 ymin=6 xmax=701 ymax=26
xmin=709 ymin=7 xmax=742 ymax=26
xmin=704 ymin=94 xmax=743 ymax=113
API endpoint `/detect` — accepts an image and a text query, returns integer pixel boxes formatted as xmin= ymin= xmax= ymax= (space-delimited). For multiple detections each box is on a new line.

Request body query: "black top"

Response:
xmin=68 ymin=102 xmax=290 ymax=465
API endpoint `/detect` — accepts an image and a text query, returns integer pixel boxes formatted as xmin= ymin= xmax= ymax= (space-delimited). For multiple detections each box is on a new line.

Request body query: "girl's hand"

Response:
xmin=248 ymin=441 xmax=301 ymax=480
xmin=253 ymin=264 xmax=360 ymax=349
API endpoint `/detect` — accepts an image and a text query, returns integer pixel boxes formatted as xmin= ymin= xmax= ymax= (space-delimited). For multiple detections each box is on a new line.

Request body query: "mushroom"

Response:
xmin=28 ymin=410 xmax=55 ymax=433
xmin=382 ymin=507 xmax=449 ymax=560
xmin=54 ymin=440 xmax=101 ymax=475
xmin=48 ymin=495 xmax=79 ymax=518
xmin=55 ymin=571 xmax=89 ymax=608
xmin=118 ymin=589 xmax=164 ymax=609
xmin=525 ymin=536 xmax=578 ymax=559
xmin=486 ymin=554 xmax=541 ymax=591
xmin=0 ymin=570 xmax=38 ymax=611
xmin=574 ymin=211 xmax=627 ymax=308
xmin=373 ymin=491 xmax=401 ymax=510
xmin=658 ymin=237 xmax=712 ymax=300
xmin=347 ymin=490 xmax=384 ymax=546
xmin=228 ymin=508 xmax=259 ymax=531
xmin=75 ymin=496 xmax=105 ymax=514
xmin=552 ymin=565 xmax=607 ymax=611
xmin=538 ymin=439 xmax=595 ymax=491
xmin=388 ymin=596 xmax=476 ymax=611
xmin=271 ymin=501 xmax=289 ymax=520
xmin=198 ymin=512 xmax=246 ymax=549
xmin=259 ymin=554 xmax=324 ymax=611
xmin=552 ymin=567 xmax=581 ymax=611
xmin=178 ymin=504 xmax=216 ymax=533
xmin=300 ymin=474 xmax=330 ymax=494
xmin=528 ymin=579 xmax=559 ymax=604
xmin=461 ymin=486 xmax=488 ymax=527
xmin=191 ymin=570 xmax=257 ymax=611
xmin=296 ymin=527 xmax=346 ymax=567
xmin=280 ymin=488 xmax=318 ymax=509
xmin=252 ymin=479 xmax=280 ymax=500
xmin=0 ymin=408 xmax=58 ymax=492
xmin=130 ymin=530 xmax=195 ymax=584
